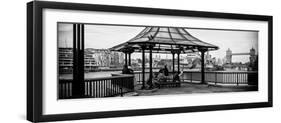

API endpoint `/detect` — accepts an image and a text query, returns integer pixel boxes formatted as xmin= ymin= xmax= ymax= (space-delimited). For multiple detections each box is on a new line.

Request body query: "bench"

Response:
xmin=154 ymin=81 xmax=181 ymax=89
xmin=152 ymin=72 xmax=182 ymax=89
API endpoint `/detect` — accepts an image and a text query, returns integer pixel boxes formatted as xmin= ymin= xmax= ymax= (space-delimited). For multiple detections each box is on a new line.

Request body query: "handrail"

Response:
xmin=59 ymin=74 xmax=135 ymax=99
xmin=133 ymin=71 xmax=258 ymax=86
xmin=133 ymin=71 xmax=258 ymax=74
xmin=60 ymin=74 xmax=134 ymax=81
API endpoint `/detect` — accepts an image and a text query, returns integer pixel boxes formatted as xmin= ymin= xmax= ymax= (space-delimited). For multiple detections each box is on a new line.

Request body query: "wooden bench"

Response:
xmin=153 ymin=72 xmax=182 ymax=89
xmin=154 ymin=79 xmax=181 ymax=89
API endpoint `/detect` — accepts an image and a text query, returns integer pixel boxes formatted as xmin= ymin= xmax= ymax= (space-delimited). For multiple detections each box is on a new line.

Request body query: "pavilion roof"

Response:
xmin=109 ymin=27 xmax=219 ymax=53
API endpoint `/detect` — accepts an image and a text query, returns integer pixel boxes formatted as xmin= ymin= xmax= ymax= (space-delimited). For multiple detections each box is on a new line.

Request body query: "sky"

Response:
xmin=58 ymin=23 xmax=258 ymax=63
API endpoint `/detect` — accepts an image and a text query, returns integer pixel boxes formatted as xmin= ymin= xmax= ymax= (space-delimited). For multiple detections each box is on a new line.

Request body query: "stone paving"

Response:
xmin=134 ymin=83 xmax=258 ymax=96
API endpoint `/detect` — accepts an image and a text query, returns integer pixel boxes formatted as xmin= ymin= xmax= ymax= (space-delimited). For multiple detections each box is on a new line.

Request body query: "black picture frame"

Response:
xmin=27 ymin=1 xmax=273 ymax=122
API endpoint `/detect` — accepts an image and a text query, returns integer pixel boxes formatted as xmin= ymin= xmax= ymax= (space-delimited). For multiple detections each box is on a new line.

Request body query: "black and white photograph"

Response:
xmin=24 ymin=1 xmax=273 ymax=122
xmin=58 ymin=23 xmax=259 ymax=99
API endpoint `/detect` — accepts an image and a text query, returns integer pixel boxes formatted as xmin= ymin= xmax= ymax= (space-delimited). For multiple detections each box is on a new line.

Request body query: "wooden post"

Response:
xmin=141 ymin=46 xmax=146 ymax=89
xmin=72 ymin=24 xmax=77 ymax=97
xmin=72 ymin=24 xmax=85 ymax=98
xmin=124 ymin=52 xmax=128 ymax=66
xmin=172 ymin=52 xmax=175 ymax=73
xmin=128 ymin=53 xmax=131 ymax=66
xmin=200 ymin=49 xmax=206 ymax=84
xmin=149 ymin=45 xmax=153 ymax=89
xmin=177 ymin=52 xmax=180 ymax=74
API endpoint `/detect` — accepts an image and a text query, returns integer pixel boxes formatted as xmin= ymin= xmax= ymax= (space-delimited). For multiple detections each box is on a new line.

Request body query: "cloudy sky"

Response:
xmin=58 ymin=23 xmax=258 ymax=63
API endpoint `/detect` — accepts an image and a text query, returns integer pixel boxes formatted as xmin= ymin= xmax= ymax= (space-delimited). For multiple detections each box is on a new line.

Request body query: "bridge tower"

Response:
xmin=226 ymin=48 xmax=232 ymax=64
xmin=249 ymin=47 xmax=256 ymax=64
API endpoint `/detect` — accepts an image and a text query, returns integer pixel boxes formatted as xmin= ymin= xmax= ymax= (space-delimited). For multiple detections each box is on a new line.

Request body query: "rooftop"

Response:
xmin=110 ymin=27 xmax=219 ymax=54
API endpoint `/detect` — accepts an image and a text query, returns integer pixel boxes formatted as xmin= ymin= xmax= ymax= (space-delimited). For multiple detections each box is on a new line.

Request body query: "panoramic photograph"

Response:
xmin=57 ymin=23 xmax=258 ymax=99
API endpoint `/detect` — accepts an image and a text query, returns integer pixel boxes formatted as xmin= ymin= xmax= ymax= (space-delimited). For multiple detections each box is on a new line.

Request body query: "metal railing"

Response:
xmin=134 ymin=71 xmax=258 ymax=86
xmin=58 ymin=71 xmax=258 ymax=99
xmin=59 ymin=75 xmax=134 ymax=99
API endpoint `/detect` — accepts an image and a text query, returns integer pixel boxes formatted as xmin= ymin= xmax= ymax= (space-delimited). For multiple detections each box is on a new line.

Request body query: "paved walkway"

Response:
xmin=134 ymin=83 xmax=257 ymax=96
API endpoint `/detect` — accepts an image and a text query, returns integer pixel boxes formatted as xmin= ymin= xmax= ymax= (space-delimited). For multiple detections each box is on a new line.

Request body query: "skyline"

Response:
xmin=58 ymin=23 xmax=258 ymax=63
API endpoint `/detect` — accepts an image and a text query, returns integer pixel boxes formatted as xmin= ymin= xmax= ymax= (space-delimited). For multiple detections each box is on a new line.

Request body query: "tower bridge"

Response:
xmin=232 ymin=53 xmax=250 ymax=55
xmin=226 ymin=48 xmax=256 ymax=64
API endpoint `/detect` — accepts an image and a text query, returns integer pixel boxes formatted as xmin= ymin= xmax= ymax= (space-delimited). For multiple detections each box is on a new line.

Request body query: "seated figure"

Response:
xmin=159 ymin=65 xmax=169 ymax=76
xmin=173 ymin=70 xmax=183 ymax=82
xmin=122 ymin=65 xmax=134 ymax=74
xmin=156 ymin=71 xmax=167 ymax=83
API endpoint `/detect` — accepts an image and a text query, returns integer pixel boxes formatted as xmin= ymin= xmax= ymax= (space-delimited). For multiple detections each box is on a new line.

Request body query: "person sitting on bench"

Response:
xmin=173 ymin=70 xmax=183 ymax=82
xmin=159 ymin=65 xmax=169 ymax=76
xmin=156 ymin=70 xmax=167 ymax=83
xmin=122 ymin=65 xmax=134 ymax=74
xmin=173 ymin=67 xmax=184 ymax=82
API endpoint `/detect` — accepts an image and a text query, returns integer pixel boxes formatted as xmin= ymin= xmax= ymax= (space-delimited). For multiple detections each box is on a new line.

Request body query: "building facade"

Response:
xmin=58 ymin=48 xmax=125 ymax=73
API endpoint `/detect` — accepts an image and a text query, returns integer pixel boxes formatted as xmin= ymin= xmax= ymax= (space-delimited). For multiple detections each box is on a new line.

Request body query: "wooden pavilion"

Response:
xmin=110 ymin=26 xmax=219 ymax=89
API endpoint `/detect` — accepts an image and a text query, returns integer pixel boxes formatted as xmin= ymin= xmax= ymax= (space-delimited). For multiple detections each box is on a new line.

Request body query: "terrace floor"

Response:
xmin=126 ymin=83 xmax=258 ymax=97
